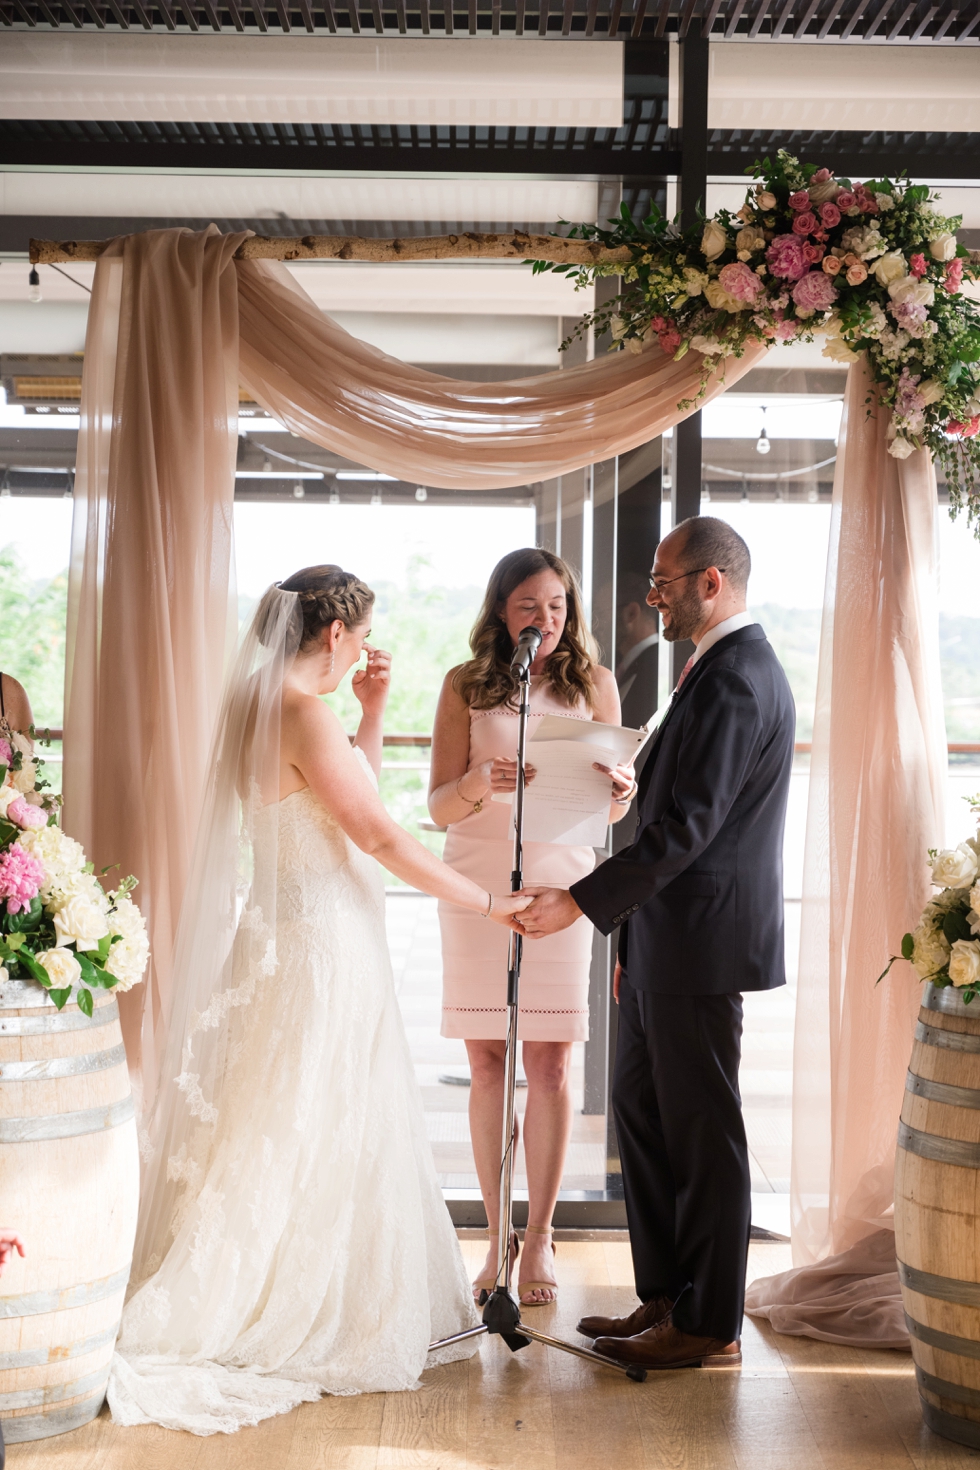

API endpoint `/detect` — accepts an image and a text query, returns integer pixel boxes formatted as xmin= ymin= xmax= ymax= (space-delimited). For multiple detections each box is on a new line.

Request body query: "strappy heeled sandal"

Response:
xmin=518 ymin=1224 xmax=559 ymax=1307
xmin=472 ymin=1229 xmax=520 ymax=1304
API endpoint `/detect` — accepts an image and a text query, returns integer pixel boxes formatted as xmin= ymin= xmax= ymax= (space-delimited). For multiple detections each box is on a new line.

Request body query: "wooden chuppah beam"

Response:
xmin=30 ymin=232 xmax=634 ymax=267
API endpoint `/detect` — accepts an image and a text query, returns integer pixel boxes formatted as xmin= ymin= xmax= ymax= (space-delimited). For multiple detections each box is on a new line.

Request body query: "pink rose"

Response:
xmin=819 ymin=202 xmax=841 ymax=228
xmin=855 ymin=187 xmax=877 ymax=214
xmin=846 ymin=262 xmax=868 ymax=285
xmin=792 ymin=212 xmax=818 ymax=237
xmin=658 ymin=328 xmax=682 ymax=356
xmin=948 ymin=416 xmax=980 ymax=438
xmin=812 ymin=168 xmax=832 ymax=183
xmin=792 ymin=270 xmax=839 ymax=314
xmin=7 ymin=796 xmax=46 ymax=831
xmin=823 ymin=255 xmax=843 ymax=275
xmin=946 ymin=258 xmax=965 ymax=294
xmin=766 ymin=234 xmax=809 ymax=282
xmin=910 ymin=254 xmax=927 ymax=279
xmin=788 ymin=190 xmax=810 ymax=211
xmin=718 ymin=260 xmax=765 ymax=304
xmin=836 ymin=191 xmax=856 ymax=211
xmin=803 ymin=243 xmax=826 ymax=263
xmin=651 ymin=315 xmax=666 ymax=332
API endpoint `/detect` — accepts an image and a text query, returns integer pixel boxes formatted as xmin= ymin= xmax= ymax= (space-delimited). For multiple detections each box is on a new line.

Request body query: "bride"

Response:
xmin=108 ymin=566 xmax=530 ymax=1436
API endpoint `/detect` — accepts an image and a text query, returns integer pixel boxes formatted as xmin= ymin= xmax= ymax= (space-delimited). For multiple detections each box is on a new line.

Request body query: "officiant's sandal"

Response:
xmin=518 ymin=1224 xmax=559 ymax=1307
xmin=473 ymin=1229 xmax=520 ymax=1303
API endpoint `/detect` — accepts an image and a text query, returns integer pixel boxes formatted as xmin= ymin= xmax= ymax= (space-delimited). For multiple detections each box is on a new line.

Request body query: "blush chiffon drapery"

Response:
xmin=64 ymin=229 xmax=947 ymax=1345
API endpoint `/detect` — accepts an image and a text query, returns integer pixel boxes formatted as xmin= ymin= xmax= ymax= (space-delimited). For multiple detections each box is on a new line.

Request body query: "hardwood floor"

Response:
xmin=9 ymin=1239 xmax=976 ymax=1470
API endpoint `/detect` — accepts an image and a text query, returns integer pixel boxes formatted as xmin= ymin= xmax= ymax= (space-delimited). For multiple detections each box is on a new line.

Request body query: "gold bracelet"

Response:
xmin=456 ymin=776 xmax=484 ymax=814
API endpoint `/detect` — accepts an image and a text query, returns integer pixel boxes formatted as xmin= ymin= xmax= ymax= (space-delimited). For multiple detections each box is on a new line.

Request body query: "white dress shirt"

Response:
xmin=690 ymin=610 xmax=756 ymax=666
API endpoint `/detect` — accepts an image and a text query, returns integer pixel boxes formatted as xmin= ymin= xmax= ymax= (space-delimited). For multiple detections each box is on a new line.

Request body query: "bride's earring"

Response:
xmin=330 ymin=649 xmax=336 ymax=675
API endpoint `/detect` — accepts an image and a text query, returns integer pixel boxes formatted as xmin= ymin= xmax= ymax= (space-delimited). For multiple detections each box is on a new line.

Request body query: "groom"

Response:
xmin=517 ymin=516 xmax=794 ymax=1370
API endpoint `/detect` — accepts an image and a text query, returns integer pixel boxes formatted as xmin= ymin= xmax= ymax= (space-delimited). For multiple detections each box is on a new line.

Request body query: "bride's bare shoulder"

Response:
xmin=280 ymin=688 xmax=346 ymax=746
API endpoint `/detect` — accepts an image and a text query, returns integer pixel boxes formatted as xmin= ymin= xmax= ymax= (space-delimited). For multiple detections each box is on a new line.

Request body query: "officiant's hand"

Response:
xmin=512 ymin=886 xmax=582 ymax=938
xmin=351 ymin=645 xmax=391 ymax=719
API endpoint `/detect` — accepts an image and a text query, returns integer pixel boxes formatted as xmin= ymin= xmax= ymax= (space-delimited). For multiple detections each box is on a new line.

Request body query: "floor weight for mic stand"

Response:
xmin=428 ymin=651 xmax=647 ymax=1387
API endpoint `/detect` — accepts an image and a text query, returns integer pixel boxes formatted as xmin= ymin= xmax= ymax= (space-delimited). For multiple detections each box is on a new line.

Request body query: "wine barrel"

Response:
xmin=0 ymin=977 xmax=138 ymax=1443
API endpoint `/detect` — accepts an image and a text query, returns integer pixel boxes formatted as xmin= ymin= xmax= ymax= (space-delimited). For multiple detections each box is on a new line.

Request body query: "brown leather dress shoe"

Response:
xmin=576 ymin=1294 xmax=674 ymax=1340
xmin=593 ymin=1319 xmax=742 ymax=1370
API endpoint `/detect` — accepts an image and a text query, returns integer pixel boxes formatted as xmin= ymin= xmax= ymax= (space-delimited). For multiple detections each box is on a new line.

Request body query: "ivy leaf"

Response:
xmin=76 ymin=986 xmax=94 ymax=1018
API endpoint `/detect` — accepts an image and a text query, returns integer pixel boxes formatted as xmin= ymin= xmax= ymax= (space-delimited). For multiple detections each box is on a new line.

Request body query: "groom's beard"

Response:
xmin=661 ymin=583 xmax=707 ymax=643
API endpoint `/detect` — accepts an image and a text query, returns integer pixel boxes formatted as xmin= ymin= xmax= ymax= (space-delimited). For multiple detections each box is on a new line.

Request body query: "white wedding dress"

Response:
xmin=108 ymin=754 xmax=479 ymax=1436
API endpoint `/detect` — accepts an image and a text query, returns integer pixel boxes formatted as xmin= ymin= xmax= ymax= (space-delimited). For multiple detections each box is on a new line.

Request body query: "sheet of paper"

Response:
xmin=490 ymin=715 xmax=652 ymax=846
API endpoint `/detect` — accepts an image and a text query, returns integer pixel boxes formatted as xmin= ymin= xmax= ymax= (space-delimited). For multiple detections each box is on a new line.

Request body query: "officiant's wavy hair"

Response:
xmin=272 ymin=565 xmax=375 ymax=652
xmin=454 ymin=549 xmax=599 ymax=712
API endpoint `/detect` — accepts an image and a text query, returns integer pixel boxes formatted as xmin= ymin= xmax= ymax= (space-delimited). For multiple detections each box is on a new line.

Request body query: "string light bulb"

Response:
xmin=28 ymin=267 xmax=41 ymax=303
xmin=415 ymin=486 xmax=427 ymax=502
xmin=756 ymin=406 xmax=771 ymax=456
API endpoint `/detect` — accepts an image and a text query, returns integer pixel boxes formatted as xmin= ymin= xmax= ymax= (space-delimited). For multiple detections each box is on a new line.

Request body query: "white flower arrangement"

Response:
xmin=0 ymin=729 xmax=149 ymax=1013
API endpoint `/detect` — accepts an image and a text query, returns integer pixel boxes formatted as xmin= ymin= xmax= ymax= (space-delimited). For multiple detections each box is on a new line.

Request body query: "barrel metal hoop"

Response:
xmin=899 ymin=1260 xmax=980 ymax=1308
xmin=923 ymin=983 xmax=980 ymax=1017
xmin=0 ymin=1319 xmax=119 ymax=1371
xmin=907 ymin=1313 xmax=980 ymax=1362
xmin=0 ymin=1093 xmax=134 ymax=1143
xmin=920 ymin=1400 xmax=980 ymax=1451
xmin=897 ymin=1120 xmax=980 ymax=1169
xmin=0 ymin=1043 xmax=127 ymax=1083
xmin=915 ymin=1020 xmax=980 ymax=1056
xmin=0 ymin=1000 xmax=119 ymax=1037
xmin=917 ymin=1366 xmax=980 ymax=1410
xmin=0 ymin=1388 xmax=105 ymax=1443
xmin=906 ymin=1071 xmax=980 ymax=1110
xmin=0 ymin=1363 xmax=108 ymax=1412
xmin=0 ymin=1263 xmax=131 ymax=1320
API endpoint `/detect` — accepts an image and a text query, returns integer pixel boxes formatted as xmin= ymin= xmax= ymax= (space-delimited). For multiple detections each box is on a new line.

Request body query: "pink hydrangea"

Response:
xmin=792 ymin=271 xmax=839 ymax=314
xmin=819 ymin=202 xmax=841 ymax=228
xmin=0 ymin=739 xmax=10 ymax=767
xmin=788 ymin=190 xmax=810 ymax=211
xmin=766 ymin=234 xmax=808 ymax=282
xmin=718 ymin=261 xmax=764 ymax=304
xmin=836 ymin=191 xmax=856 ymax=211
xmin=792 ymin=212 xmax=818 ymax=237
xmin=7 ymin=797 xmax=46 ymax=831
xmin=0 ymin=843 xmax=44 ymax=915
xmin=946 ymin=258 xmax=964 ymax=294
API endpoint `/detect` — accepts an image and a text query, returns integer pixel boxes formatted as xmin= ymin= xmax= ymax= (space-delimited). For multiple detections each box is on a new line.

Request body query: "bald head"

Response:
xmin=666 ymin=517 xmax=751 ymax=594
xmin=649 ymin=516 xmax=750 ymax=645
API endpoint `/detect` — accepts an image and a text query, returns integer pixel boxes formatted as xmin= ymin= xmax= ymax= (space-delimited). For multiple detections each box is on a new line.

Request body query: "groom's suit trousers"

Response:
xmin=611 ymin=974 xmax=752 ymax=1344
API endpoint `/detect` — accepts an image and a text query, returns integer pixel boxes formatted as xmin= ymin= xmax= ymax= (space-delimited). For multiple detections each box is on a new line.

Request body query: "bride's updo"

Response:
xmin=276 ymin=564 xmax=375 ymax=652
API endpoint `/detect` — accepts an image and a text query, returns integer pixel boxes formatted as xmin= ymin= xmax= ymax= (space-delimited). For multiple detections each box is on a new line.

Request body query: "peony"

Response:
xmin=819 ymin=202 xmax=841 ymax=228
xmin=846 ymin=262 xmax=869 ymax=286
xmin=911 ymin=916 xmax=951 ymax=980
xmin=932 ymin=844 xmax=979 ymax=888
xmin=788 ymin=190 xmax=810 ymax=211
xmin=6 ymin=796 xmax=47 ymax=831
xmin=945 ymin=258 xmax=964 ymax=294
xmin=792 ymin=211 xmax=818 ymax=237
xmin=35 ymin=948 xmax=82 ymax=991
xmin=823 ymin=337 xmax=860 ymax=363
xmin=54 ymin=895 xmax=110 ymax=952
xmin=0 ymin=782 xmax=22 ymax=820
xmin=0 ymin=739 xmax=10 ymax=767
xmin=701 ymin=220 xmax=729 ymax=262
xmin=104 ymin=896 xmax=150 ymax=993
xmin=949 ymin=939 xmax=980 ymax=989
xmin=718 ymin=260 xmax=764 ymax=304
xmin=0 ymin=843 xmax=44 ymax=915
xmin=930 ymin=232 xmax=957 ymax=262
xmin=792 ymin=271 xmax=838 ymax=315
xmin=766 ymin=234 xmax=808 ymax=282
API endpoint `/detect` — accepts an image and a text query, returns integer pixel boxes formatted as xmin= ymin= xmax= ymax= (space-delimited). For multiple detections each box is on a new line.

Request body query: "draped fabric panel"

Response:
xmin=64 ymin=227 xmax=245 ymax=1108
xmin=746 ymin=356 xmax=947 ymax=1344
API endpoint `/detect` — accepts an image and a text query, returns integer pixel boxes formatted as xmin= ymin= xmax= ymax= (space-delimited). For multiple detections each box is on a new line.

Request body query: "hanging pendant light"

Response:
xmin=756 ymin=406 xmax=771 ymax=456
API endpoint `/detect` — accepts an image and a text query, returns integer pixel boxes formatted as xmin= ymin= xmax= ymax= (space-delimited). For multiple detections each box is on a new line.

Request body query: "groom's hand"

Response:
xmin=514 ymin=887 xmax=582 ymax=937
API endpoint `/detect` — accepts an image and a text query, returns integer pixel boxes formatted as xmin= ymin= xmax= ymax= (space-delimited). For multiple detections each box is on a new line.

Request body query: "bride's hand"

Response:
xmin=351 ymin=645 xmax=391 ymax=718
xmin=477 ymin=756 xmax=537 ymax=795
xmin=486 ymin=893 xmax=535 ymax=926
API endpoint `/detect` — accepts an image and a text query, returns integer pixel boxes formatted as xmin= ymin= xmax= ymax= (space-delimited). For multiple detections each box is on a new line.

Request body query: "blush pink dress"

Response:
xmin=438 ymin=677 xmax=596 ymax=1042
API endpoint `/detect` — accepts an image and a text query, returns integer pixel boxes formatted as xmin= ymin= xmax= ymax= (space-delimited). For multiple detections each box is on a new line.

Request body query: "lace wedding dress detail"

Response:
xmin=108 ymin=757 xmax=479 ymax=1436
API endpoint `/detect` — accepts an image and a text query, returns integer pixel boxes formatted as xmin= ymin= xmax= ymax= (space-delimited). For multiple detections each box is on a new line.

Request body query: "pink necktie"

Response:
xmin=674 ymin=655 xmax=695 ymax=692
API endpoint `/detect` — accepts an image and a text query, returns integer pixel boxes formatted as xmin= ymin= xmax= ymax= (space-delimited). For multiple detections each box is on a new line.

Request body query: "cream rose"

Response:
xmin=932 ymin=843 xmax=980 ymax=889
xmin=736 ymin=227 xmax=766 ymax=257
xmin=11 ymin=763 xmax=35 ymax=794
xmin=808 ymin=179 xmax=840 ymax=206
xmin=889 ymin=276 xmax=935 ymax=308
xmin=36 ymin=948 xmax=82 ymax=990
xmin=53 ymin=896 xmax=111 ymax=951
xmin=949 ymin=939 xmax=980 ymax=989
xmin=701 ymin=221 xmax=729 ymax=263
xmin=930 ymin=232 xmax=957 ymax=262
xmin=873 ymin=252 xmax=907 ymax=288
xmin=918 ymin=378 xmax=945 ymax=406
xmin=704 ymin=279 xmax=745 ymax=313
xmin=756 ymin=190 xmax=777 ymax=211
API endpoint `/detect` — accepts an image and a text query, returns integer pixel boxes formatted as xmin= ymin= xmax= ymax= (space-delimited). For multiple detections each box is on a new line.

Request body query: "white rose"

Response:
xmin=932 ymin=844 xmax=980 ymax=889
xmin=704 ymin=279 xmax=745 ymax=314
xmin=54 ymin=896 xmax=110 ymax=951
xmin=930 ymin=232 xmax=957 ymax=262
xmin=873 ymin=252 xmax=907 ymax=288
xmin=701 ymin=220 xmax=729 ymax=263
xmin=918 ymin=378 xmax=945 ymax=406
xmin=823 ymin=338 xmax=860 ymax=364
xmin=971 ymin=882 xmax=980 ymax=916
xmin=11 ymin=764 xmax=35 ymax=794
xmin=36 ymin=948 xmax=82 ymax=990
xmin=808 ymin=179 xmax=840 ymax=206
xmin=889 ymin=276 xmax=935 ymax=308
xmin=911 ymin=917 xmax=951 ymax=979
xmin=949 ymin=939 xmax=980 ymax=989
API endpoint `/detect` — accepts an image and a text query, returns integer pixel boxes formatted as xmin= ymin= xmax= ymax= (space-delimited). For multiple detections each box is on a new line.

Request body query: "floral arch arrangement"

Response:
xmin=535 ymin=151 xmax=980 ymax=525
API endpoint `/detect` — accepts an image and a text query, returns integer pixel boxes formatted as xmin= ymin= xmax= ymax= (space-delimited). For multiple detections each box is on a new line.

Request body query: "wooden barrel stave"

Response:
xmin=0 ymin=982 xmax=138 ymax=1442
xmin=896 ymin=984 xmax=980 ymax=1448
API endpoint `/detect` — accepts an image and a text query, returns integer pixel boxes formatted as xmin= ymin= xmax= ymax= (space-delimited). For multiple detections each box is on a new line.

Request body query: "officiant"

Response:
xmin=427 ymin=548 xmax=636 ymax=1310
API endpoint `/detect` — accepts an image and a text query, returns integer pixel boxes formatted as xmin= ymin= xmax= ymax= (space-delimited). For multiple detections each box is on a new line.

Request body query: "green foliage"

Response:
xmin=0 ymin=547 xmax=68 ymax=728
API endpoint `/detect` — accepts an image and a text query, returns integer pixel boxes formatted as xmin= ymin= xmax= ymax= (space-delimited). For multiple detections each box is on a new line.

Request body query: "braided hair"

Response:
xmin=277 ymin=564 xmax=375 ymax=651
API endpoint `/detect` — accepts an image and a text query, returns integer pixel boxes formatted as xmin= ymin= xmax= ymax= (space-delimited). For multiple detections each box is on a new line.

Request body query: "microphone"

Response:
xmin=510 ymin=626 xmax=543 ymax=676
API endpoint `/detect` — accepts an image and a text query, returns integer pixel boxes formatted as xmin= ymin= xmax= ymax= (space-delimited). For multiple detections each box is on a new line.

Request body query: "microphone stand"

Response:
xmin=427 ymin=656 xmax=647 ymax=1383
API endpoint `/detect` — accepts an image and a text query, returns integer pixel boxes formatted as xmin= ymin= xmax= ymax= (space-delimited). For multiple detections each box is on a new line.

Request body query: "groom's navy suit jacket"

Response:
xmin=570 ymin=624 xmax=795 ymax=995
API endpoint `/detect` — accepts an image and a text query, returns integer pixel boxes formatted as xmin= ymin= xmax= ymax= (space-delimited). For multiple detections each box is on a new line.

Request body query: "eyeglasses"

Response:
xmin=648 ymin=567 xmax=726 ymax=595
